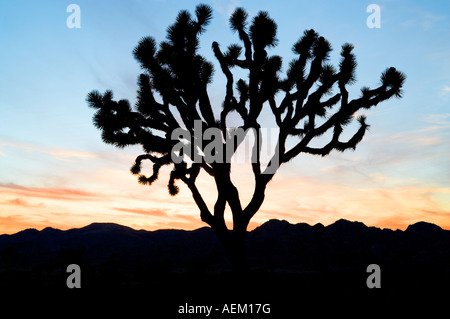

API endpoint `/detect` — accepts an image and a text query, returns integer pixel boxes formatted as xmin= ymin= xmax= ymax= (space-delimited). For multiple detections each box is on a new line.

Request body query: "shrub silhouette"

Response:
xmin=87 ymin=4 xmax=405 ymax=272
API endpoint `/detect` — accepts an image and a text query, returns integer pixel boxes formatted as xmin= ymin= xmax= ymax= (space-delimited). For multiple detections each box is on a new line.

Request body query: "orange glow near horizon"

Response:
xmin=1 ymin=162 xmax=449 ymax=235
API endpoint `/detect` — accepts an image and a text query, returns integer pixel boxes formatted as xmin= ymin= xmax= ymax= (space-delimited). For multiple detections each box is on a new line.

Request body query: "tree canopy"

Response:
xmin=87 ymin=4 xmax=405 ymax=270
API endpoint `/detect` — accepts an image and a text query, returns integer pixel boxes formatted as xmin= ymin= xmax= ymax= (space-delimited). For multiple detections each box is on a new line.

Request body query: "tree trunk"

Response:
xmin=213 ymin=227 xmax=248 ymax=274
xmin=228 ymin=229 xmax=248 ymax=274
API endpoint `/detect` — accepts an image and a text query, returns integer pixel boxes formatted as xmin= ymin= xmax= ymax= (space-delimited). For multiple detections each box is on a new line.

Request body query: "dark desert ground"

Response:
xmin=0 ymin=219 xmax=448 ymax=316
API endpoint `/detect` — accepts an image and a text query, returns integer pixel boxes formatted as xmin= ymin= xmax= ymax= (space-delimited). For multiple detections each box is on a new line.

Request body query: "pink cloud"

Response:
xmin=112 ymin=207 xmax=168 ymax=217
xmin=48 ymin=149 xmax=98 ymax=161
xmin=0 ymin=183 xmax=99 ymax=201
xmin=0 ymin=138 xmax=100 ymax=162
xmin=3 ymin=197 xmax=45 ymax=208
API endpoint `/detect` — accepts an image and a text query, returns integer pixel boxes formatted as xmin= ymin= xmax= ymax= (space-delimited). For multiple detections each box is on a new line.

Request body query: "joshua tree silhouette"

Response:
xmin=87 ymin=5 xmax=405 ymax=272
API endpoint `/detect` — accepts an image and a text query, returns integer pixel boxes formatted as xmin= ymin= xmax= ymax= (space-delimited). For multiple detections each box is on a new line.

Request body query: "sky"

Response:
xmin=0 ymin=0 xmax=449 ymax=234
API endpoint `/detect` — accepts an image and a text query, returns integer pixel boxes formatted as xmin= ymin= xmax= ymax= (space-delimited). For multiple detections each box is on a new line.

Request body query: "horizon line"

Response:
xmin=1 ymin=218 xmax=446 ymax=236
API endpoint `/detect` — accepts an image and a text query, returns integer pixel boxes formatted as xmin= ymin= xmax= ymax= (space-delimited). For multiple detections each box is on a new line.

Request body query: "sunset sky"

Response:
xmin=0 ymin=0 xmax=449 ymax=234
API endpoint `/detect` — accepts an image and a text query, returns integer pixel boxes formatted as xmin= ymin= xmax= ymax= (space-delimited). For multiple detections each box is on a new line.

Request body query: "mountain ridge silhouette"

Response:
xmin=1 ymin=218 xmax=449 ymax=274
xmin=1 ymin=218 xmax=449 ymax=315
xmin=4 ymin=217 xmax=446 ymax=237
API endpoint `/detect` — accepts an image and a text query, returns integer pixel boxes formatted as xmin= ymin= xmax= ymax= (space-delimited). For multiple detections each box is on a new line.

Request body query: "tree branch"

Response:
xmin=198 ymin=87 xmax=216 ymax=126
xmin=184 ymin=179 xmax=215 ymax=227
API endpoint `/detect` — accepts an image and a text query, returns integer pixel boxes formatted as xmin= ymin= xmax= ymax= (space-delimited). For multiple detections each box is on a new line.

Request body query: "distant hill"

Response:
xmin=1 ymin=218 xmax=449 ymax=275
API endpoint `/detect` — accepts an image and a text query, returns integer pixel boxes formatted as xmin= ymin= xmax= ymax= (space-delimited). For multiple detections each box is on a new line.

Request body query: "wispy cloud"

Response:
xmin=0 ymin=138 xmax=99 ymax=162
xmin=425 ymin=113 xmax=450 ymax=125
xmin=422 ymin=12 xmax=446 ymax=30
xmin=112 ymin=207 xmax=168 ymax=217
xmin=0 ymin=183 xmax=99 ymax=201
xmin=421 ymin=209 xmax=450 ymax=217
xmin=48 ymin=149 xmax=98 ymax=161
xmin=2 ymin=197 xmax=45 ymax=208
xmin=359 ymin=115 xmax=450 ymax=173
xmin=211 ymin=0 xmax=240 ymax=19
xmin=371 ymin=124 xmax=447 ymax=148
xmin=401 ymin=10 xmax=446 ymax=31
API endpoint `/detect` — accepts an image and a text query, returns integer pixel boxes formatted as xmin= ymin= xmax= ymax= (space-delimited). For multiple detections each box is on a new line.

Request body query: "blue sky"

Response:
xmin=0 ymin=0 xmax=449 ymax=233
